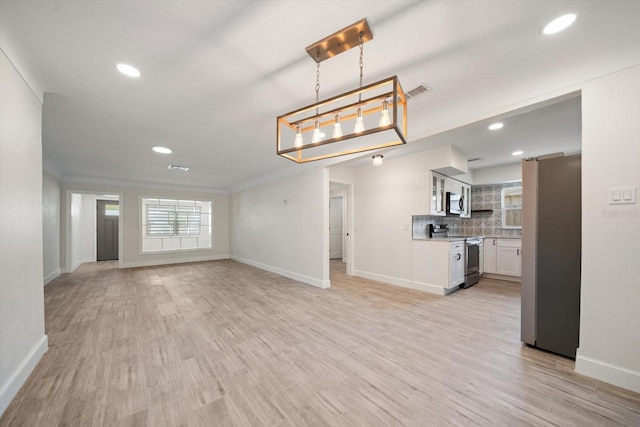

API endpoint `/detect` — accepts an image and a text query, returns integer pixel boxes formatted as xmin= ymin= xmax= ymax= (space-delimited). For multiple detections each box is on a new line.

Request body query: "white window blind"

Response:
xmin=145 ymin=203 xmax=201 ymax=237
xmin=141 ymin=198 xmax=212 ymax=253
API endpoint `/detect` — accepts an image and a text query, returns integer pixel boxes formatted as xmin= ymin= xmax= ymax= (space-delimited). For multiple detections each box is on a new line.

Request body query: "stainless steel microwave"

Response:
xmin=446 ymin=192 xmax=465 ymax=215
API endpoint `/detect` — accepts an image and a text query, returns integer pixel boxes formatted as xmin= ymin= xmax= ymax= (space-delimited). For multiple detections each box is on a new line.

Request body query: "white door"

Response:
xmin=329 ymin=196 xmax=343 ymax=259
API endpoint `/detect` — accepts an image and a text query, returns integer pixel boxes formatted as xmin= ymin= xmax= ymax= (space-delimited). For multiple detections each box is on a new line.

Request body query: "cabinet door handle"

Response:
xmin=457 ymin=253 xmax=461 ymax=261
xmin=493 ymin=239 xmax=496 ymax=246
xmin=517 ymin=249 xmax=520 ymax=256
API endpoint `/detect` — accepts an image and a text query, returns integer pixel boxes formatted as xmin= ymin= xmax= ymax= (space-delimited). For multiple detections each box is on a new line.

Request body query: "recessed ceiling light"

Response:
xmin=168 ymin=165 xmax=189 ymax=172
xmin=152 ymin=145 xmax=172 ymax=154
xmin=543 ymin=14 xmax=577 ymax=35
xmin=512 ymin=150 xmax=524 ymax=156
xmin=488 ymin=122 xmax=504 ymax=130
xmin=116 ymin=63 xmax=141 ymax=78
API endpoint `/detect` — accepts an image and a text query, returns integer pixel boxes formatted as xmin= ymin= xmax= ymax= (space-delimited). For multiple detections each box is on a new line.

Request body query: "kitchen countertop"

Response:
xmin=413 ymin=235 xmax=481 ymax=242
xmin=413 ymin=234 xmax=521 ymax=241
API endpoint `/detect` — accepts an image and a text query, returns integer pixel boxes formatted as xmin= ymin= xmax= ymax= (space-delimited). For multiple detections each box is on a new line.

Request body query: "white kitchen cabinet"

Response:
xmin=484 ymin=238 xmax=497 ymax=274
xmin=496 ymin=239 xmax=521 ymax=276
xmin=450 ymin=241 xmax=465 ymax=288
xmin=420 ymin=171 xmax=471 ymax=217
xmin=429 ymin=171 xmax=447 ymax=216
xmin=412 ymin=240 xmax=466 ymax=294
xmin=483 ymin=238 xmax=521 ymax=278
xmin=444 ymin=176 xmax=454 ymax=194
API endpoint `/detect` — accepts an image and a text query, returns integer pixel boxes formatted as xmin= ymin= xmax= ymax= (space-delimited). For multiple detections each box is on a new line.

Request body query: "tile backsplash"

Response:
xmin=412 ymin=182 xmax=522 ymax=238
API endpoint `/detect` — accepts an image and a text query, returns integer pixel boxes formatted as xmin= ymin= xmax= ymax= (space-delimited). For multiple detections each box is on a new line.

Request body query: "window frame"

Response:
xmin=140 ymin=197 xmax=213 ymax=254
xmin=501 ymin=186 xmax=522 ymax=229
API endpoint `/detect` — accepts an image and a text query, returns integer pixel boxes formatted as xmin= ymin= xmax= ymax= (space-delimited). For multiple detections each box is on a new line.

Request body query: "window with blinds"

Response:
xmin=141 ymin=198 xmax=212 ymax=252
xmin=145 ymin=204 xmax=201 ymax=237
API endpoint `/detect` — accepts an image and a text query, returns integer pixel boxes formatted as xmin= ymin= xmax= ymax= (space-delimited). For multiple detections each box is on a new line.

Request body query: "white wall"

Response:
xmin=472 ymin=162 xmax=522 ymax=185
xmin=60 ymin=183 xmax=230 ymax=270
xmin=69 ymin=193 xmax=83 ymax=271
xmin=0 ymin=49 xmax=48 ymax=416
xmin=230 ymin=167 xmax=329 ymax=288
xmin=329 ymin=164 xmax=356 ymax=186
xmin=351 ymin=146 xmax=462 ymax=287
xmin=42 ymin=171 xmax=60 ymax=284
xmin=346 ymin=66 xmax=640 ymax=393
xmin=576 ymin=65 xmax=640 ymax=392
xmin=80 ymin=194 xmax=97 ymax=263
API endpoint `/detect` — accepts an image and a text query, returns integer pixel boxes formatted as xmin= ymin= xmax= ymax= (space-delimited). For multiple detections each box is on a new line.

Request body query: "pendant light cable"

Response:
xmin=353 ymin=32 xmax=365 ymax=133
xmin=315 ymin=47 xmax=320 ymax=115
xmin=358 ymin=32 xmax=363 ymax=102
xmin=312 ymin=48 xmax=323 ymax=143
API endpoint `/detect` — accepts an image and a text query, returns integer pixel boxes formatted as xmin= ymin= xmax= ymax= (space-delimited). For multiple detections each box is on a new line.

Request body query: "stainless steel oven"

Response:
xmin=463 ymin=238 xmax=481 ymax=288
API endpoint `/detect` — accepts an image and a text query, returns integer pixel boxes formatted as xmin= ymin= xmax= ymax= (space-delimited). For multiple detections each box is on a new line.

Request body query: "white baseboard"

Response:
xmin=231 ymin=256 xmax=329 ymax=289
xmin=576 ymin=352 xmax=640 ymax=393
xmin=0 ymin=334 xmax=48 ymax=417
xmin=354 ymin=270 xmax=447 ymax=295
xmin=43 ymin=269 xmax=61 ymax=286
xmin=70 ymin=260 xmax=82 ymax=273
xmin=121 ymin=254 xmax=230 ymax=269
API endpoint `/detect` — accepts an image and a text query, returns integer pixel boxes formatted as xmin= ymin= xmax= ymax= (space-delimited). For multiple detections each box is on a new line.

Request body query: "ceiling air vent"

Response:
xmin=168 ymin=165 xmax=190 ymax=172
xmin=405 ymin=84 xmax=431 ymax=101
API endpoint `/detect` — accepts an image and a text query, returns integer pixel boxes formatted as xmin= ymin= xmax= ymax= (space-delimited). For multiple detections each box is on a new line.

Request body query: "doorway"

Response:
xmin=329 ymin=181 xmax=352 ymax=276
xmin=97 ymin=200 xmax=119 ymax=261
xmin=329 ymin=196 xmax=343 ymax=259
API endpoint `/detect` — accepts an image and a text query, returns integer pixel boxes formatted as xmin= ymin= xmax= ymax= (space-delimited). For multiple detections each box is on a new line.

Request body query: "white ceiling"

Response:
xmin=1 ymin=1 xmax=639 ymax=191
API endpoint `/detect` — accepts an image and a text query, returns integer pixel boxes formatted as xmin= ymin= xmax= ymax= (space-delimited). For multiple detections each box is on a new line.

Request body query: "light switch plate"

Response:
xmin=609 ymin=186 xmax=636 ymax=204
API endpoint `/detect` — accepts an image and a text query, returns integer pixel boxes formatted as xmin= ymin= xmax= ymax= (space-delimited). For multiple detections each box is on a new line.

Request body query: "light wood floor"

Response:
xmin=2 ymin=260 xmax=639 ymax=426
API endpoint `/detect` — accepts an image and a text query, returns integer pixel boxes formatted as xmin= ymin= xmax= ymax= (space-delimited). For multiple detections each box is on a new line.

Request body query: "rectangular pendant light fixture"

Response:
xmin=276 ymin=19 xmax=408 ymax=164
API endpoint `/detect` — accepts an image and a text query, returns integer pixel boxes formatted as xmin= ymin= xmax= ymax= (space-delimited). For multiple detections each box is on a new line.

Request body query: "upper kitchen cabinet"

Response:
xmin=412 ymin=171 xmax=471 ymax=216
xmin=430 ymin=171 xmax=447 ymax=216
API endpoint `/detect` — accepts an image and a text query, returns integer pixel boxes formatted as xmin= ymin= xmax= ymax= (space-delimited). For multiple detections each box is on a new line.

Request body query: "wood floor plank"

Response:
xmin=1 ymin=259 xmax=639 ymax=426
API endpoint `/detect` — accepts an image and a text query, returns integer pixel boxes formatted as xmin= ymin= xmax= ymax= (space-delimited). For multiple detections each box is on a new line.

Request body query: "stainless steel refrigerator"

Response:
xmin=521 ymin=154 xmax=581 ymax=359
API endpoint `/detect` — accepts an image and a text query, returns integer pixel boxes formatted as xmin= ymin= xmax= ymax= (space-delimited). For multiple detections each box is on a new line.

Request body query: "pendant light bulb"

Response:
xmin=333 ymin=114 xmax=343 ymax=138
xmin=379 ymin=100 xmax=391 ymax=127
xmin=372 ymin=154 xmax=384 ymax=166
xmin=354 ymin=108 xmax=365 ymax=133
xmin=294 ymin=124 xmax=303 ymax=148
xmin=312 ymin=120 xmax=323 ymax=143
